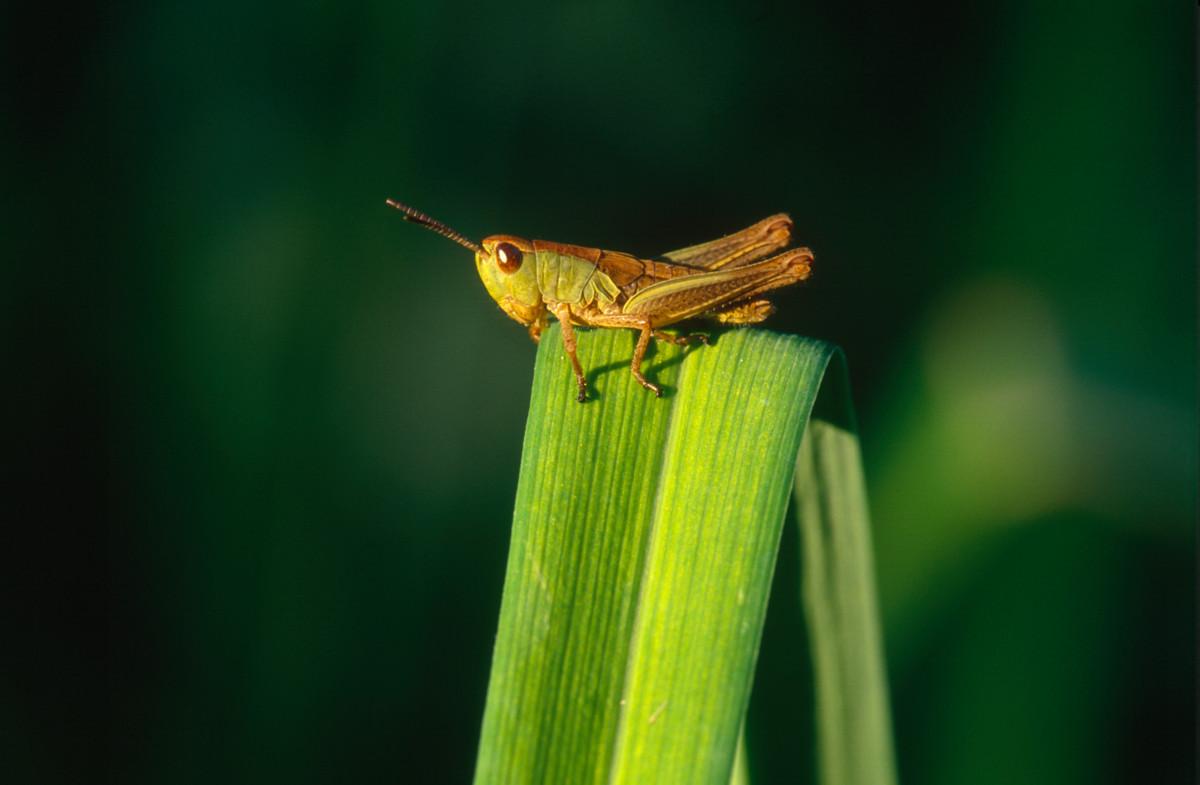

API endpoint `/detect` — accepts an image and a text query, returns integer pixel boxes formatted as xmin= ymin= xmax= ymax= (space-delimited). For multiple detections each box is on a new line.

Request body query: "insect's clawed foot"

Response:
xmin=634 ymin=378 xmax=663 ymax=398
xmin=576 ymin=386 xmax=588 ymax=404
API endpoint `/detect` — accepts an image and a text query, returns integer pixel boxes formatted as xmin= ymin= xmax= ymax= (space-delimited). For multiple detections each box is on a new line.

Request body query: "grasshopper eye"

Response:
xmin=495 ymin=242 xmax=523 ymax=274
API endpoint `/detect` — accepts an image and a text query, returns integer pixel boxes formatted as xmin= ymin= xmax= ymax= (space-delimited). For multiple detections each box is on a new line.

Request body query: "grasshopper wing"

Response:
xmin=660 ymin=214 xmax=794 ymax=270
xmin=622 ymin=247 xmax=812 ymax=324
xmin=594 ymin=249 xmax=695 ymax=294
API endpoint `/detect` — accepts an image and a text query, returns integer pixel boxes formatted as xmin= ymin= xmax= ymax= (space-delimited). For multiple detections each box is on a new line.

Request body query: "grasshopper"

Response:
xmin=386 ymin=199 xmax=813 ymax=402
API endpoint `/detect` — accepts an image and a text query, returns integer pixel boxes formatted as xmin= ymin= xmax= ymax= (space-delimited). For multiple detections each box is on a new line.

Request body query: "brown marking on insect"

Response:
xmin=532 ymin=239 xmax=602 ymax=264
xmin=661 ymin=213 xmax=794 ymax=269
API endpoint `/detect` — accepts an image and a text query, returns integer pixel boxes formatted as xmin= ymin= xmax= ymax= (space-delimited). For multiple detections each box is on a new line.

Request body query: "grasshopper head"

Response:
xmin=386 ymin=199 xmax=542 ymax=326
xmin=475 ymin=235 xmax=541 ymax=326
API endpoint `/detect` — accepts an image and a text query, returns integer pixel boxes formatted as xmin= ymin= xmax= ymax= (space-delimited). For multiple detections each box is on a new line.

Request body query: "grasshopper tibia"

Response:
xmin=549 ymin=303 xmax=589 ymax=402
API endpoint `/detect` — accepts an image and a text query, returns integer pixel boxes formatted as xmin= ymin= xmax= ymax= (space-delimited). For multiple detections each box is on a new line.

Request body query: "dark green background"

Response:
xmin=9 ymin=1 xmax=1194 ymax=783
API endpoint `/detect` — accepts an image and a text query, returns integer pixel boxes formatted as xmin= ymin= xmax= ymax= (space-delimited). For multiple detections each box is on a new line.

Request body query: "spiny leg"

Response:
xmin=583 ymin=312 xmax=672 ymax=397
xmin=549 ymin=303 xmax=588 ymax=402
xmin=631 ymin=319 xmax=662 ymax=397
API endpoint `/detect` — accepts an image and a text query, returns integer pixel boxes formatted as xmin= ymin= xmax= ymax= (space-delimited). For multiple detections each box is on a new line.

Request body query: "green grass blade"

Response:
xmin=473 ymin=325 xmax=894 ymax=785
xmin=795 ymin=361 xmax=898 ymax=785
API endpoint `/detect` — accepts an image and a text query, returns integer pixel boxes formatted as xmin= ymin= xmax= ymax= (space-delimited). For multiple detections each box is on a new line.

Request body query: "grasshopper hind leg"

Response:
xmin=712 ymin=299 xmax=775 ymax=325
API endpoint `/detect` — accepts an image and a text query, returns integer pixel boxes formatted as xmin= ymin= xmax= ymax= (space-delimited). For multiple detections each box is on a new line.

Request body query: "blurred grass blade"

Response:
xmin=795 ymin=363 xmax=898 ymax=785
xmin=473 ymin=325 xmax=894 ymax=785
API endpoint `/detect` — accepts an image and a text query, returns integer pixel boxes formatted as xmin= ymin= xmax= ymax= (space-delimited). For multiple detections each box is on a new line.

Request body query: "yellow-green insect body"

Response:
xmin=388 ymin=199 xmax=813 ymax=402
xmin=533 ymin=246 xmax=621 ymax=306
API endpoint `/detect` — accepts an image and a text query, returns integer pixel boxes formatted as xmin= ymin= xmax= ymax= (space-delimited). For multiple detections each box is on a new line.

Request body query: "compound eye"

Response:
xmin=495 ymin=242 xmax=523 ymax=274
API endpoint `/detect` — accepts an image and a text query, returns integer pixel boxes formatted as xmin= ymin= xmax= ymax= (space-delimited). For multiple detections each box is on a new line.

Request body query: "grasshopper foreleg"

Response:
xmin=527 ymin=310 xmax=548 ymax=344
xmin=549 ymin=303 xmax=588 ymax=403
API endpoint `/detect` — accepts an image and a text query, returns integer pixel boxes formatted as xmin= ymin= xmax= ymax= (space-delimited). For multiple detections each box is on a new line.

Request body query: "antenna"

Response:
xmin=385 ymin=199 xmax=482 ymax=254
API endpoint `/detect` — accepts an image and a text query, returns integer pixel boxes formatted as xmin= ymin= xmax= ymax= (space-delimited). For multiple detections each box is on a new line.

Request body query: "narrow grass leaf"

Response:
xmin=795 ymin=362 xmax=898 ymax=785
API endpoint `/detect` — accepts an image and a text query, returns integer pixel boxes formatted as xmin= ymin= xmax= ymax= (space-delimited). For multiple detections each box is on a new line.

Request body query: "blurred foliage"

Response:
xmin=5 ymin=0 xmax=1192 ymax=783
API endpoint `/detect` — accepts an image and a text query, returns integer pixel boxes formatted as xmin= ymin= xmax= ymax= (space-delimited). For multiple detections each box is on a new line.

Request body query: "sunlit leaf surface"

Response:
xmin=474 ymin=326 xmax=895 ymax=785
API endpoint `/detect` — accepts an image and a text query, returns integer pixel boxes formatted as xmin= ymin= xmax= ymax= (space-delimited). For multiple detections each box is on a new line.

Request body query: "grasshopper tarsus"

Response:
xmin=632 ymin=378 xmax=663 ymax=397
